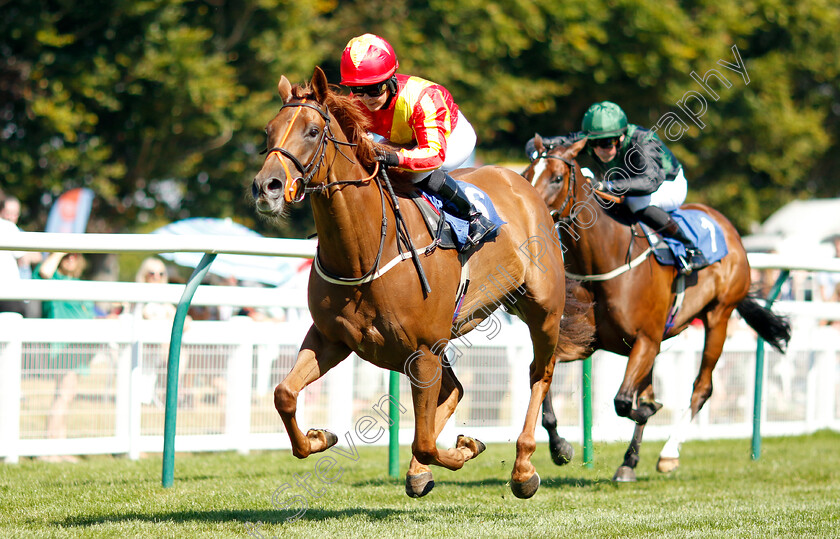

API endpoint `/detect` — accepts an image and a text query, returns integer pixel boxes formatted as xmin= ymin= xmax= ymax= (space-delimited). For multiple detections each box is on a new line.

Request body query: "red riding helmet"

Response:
xmin=340 ymin=34 xmax=399 ymax=86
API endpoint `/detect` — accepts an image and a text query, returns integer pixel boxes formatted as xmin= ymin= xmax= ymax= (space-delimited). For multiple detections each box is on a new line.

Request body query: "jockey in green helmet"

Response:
xmin=580 ymin=101 xmax=701 ymax=273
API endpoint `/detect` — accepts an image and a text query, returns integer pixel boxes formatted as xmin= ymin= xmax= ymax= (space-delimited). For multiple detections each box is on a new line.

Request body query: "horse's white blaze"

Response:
xmin=531 ymin=159 xmax=547 ymax=186
xmin=659 ymin=408 xmax=693 ymax=459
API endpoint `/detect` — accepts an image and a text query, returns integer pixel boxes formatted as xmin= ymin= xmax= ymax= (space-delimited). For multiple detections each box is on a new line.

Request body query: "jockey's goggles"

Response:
xmin=590 ymin=137 xmax=621 ymax=149
xmin=349 ymin=82 xmax=388 ymax=97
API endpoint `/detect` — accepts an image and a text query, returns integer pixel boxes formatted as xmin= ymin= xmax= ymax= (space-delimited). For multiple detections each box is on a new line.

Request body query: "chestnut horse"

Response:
xmin=522 ymin=134 xmax=790 ymax=481
xmin=250 ymin=68 xmax=593 ymax=499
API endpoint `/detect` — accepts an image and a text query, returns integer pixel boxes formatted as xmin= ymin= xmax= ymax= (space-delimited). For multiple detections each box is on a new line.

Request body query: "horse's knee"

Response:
xmin=274 ymin=382 xmax=297 ymax=416
xmin=614 ymin=394 xmax=633 ymax=417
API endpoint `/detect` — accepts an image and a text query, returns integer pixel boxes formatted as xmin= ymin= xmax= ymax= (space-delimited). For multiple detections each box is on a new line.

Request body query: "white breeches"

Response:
xmin=624 ymin=167 xmax=688 ymax=213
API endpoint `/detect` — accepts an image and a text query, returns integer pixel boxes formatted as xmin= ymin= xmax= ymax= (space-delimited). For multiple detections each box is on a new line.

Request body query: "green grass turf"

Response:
xmin=1 ymin=431 xmax=838 ymax=538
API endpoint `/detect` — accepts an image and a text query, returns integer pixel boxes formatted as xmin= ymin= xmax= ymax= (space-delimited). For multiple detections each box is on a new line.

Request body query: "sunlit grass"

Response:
xmin=1 ymin=431 xmax=838 ymax=538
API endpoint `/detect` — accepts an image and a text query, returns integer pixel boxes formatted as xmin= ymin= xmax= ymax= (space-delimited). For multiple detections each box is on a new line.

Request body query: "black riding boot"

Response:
xmin=425 ymin=170 xmax=495 ymax=251
xmin=634 ymin=205 xmax=703 ymax=273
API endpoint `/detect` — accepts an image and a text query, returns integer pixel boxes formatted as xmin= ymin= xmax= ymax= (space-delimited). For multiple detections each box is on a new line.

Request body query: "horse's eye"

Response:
xmin=307 ymin=126 xmax=320 ymax=138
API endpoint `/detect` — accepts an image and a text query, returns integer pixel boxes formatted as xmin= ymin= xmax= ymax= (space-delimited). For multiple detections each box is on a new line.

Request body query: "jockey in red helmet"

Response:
xmin=340 ymin=34 xmax=493 ymax=250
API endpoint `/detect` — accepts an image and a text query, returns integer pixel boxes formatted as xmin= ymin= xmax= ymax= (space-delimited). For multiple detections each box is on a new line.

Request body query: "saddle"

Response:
xmin=602 ymin=204 xmax=728 ymax=273
xmin=409 ymin=182 xmax=506 ymax=252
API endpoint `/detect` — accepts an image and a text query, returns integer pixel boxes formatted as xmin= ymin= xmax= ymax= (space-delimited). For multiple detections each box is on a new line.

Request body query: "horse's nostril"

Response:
xmin=268 ymin=178 xmax=284 ymax=192
xmin=251 ymin=181 xmax=259 ymax=199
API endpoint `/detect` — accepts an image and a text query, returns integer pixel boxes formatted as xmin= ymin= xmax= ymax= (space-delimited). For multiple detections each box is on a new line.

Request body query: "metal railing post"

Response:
xmin=751 ymin=269 xmax=789 ymax=461
xmin=162 ymin=253 xmax=216 ymax=487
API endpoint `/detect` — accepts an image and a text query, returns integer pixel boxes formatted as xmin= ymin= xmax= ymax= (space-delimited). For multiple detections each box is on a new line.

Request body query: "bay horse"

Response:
xmin=250 ymin=68 xmax=593 ymax=499
xmin=522 ymin=134 xmax=790 ymax=481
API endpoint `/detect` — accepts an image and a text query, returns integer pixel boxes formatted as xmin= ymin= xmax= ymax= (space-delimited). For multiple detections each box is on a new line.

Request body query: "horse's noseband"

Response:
xmin=262 ymin=101 xmax=332 ymax=201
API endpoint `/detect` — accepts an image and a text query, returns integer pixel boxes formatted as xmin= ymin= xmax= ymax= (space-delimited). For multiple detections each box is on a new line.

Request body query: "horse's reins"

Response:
xmin=265 ymin=99 xmax=431 ymax=295
xmin=527 ymin=148 xmax=647 ymax=281
xmin=527 ymin=147 xmax=685 ymax=329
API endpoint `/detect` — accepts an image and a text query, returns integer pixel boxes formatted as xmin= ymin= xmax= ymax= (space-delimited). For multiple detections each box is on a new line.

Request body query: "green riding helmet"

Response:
xmin=581 ymin=101 xmax=628 ymax=139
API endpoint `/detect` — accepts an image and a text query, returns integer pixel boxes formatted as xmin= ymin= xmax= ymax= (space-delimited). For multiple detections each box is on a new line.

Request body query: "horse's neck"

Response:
xmin=564 ymin=185 xmax=639 ymax=274
xmin=310 ymin=162 xmax=388 ymax=274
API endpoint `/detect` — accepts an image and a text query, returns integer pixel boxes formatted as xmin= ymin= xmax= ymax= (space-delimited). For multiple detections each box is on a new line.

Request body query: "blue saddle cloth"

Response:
xmin=647 ymin=209 xmax=728 ymax=269
xmin=415 ymin=181 xmax=506 ymax=251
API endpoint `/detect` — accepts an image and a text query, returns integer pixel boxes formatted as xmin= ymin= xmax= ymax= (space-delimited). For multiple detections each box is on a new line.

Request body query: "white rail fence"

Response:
xmin=1 ymin=234 xmax=839 ymax=464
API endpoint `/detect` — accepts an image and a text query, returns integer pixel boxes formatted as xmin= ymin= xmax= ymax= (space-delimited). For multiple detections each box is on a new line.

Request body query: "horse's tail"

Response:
xmin=554 ymin=280 xmax=596 ymax=361
xmin=736 ymin=294 xmax=792 ymax=353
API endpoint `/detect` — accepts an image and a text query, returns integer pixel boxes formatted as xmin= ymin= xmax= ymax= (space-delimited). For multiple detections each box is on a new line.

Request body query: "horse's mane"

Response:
xmin=289 ymin=82 xmax=379 ymax=170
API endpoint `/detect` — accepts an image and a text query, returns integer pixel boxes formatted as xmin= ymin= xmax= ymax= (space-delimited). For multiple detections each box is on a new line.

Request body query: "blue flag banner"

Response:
xmin=45 ymin=188 xmax=94 ymax=234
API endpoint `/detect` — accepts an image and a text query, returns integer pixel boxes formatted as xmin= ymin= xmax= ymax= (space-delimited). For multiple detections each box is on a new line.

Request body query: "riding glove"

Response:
xmin=592 ymin=180 xmax=614 ymax=193
xmin=375 ymin=149 xmax=400 ymax=168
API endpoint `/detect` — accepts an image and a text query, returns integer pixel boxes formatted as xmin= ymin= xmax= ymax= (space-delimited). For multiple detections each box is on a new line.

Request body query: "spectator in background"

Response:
xmin=819 ymin=235 xmax=840 ymax=302
xmin=132 ymin=256 xmax=178 ymax=322
xmin=0 ymin=213 xmax=24 ymax=314
xmin=36 ymin=252 xmax=94 ymax=318
xmin=1 ymin=196 xmax=44 ymax=280
xmin=33 ymin=252 xmax=95 ymax=460
xmin=131 ymin=256 xmax=195 ymax=407
xmin=1 ymin=196 xmax=43 ymax=315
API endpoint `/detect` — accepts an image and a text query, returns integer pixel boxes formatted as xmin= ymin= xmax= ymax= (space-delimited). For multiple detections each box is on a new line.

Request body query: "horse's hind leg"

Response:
xmin=613 ymin=382 xmax=658 ymax=482
xmin=541 ymin=390 xmax=574 ymax=465
xmin=612 ymin=335 xmax=662 ymax=481
xmin=406 ymin=364 xmax=484 ymax=498
xmin=274 ymin=324 xmax=351 ymax=459
xmin=658 ymin=307 xmax=733 ymax=473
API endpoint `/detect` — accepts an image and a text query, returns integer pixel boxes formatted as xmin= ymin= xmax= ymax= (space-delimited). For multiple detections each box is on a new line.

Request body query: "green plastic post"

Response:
xmin=751 ymin=269 xmax=789 ymax=461
xmin=582 ymin=356 xmax=593 ymax=468
xmin=388 ymin=371 xmax=400 ymax=478
xmin=162 ymin=253 xmax=217 ymax=488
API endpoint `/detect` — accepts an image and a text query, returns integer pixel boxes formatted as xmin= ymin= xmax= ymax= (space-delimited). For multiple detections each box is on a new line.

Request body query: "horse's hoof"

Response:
xmin=306 ymin=428 xmax=338 ymax=450
xmin=510 ymin=472 xmax=541 ymax=499
xmin=549 ymin=438 xmax=574 ymax=466
xmin=657 ymin=456 xmax=680 ymax=474
xmin=456 ymin=434 xmax=486 ymax=458
xmin=612 ymin=465 xmax=637 ymax=482
xmin=405 ymin=472 xmax=435 ymax=498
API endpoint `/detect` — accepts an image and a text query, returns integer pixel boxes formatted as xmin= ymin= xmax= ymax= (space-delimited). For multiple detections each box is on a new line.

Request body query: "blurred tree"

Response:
xmin=0 ymin=0 xmax=337 ymax=237
xmin=2 ymin=0 xmax=838 ymax=237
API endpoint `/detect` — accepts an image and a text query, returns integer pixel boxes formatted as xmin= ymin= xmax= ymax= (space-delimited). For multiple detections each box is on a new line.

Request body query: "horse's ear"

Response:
xmin=534 ymin=133 xmax=545 ymax=152
xmin=311 ymin=66 xmax=329 ymax=102
xmin=567 ymin=137 xmax=587 ymax=158
xmin=278 ymin=76 xmax=292 ymax=103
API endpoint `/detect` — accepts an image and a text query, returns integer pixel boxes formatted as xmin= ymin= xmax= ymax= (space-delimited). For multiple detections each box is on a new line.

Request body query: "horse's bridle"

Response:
xmin=528 ymin=146 xmax=644 ymax=274
xmin=528 ymin=149 xmax=578 ymax=225
xmin=263 ymin=99 xmax=377 ymax=203
xmin=262 ymin=100 xmax=334 ymax=203
xmin=262 ymin=98 xmax=388 ymax=283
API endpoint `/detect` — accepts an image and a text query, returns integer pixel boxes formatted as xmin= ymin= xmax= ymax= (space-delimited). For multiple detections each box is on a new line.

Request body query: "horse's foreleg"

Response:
xmin=542 ymin=389 xmax=574 ymax=465
xmin=658 ymin=310 xmax=732 ymax=473
xmin=406 ymin=365 xmax=481 ymax=498
xmin=406 ymin=347 xmax=476 ymax=473
xmin=274 ymin=324 xmax=351 ymax=459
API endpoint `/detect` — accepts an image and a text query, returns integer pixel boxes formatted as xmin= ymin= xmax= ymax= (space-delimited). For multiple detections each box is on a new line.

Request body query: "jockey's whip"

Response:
xmin=379 ymin=167 xmax=432 ymax=297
